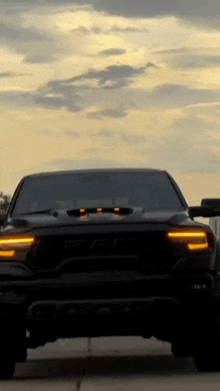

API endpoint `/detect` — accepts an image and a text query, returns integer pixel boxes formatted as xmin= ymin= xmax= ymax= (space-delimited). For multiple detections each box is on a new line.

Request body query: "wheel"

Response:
xmin=193 ymin=356 xmax=220 ymax=372
xmin=0 ymin=359 xmax=16 ymax=379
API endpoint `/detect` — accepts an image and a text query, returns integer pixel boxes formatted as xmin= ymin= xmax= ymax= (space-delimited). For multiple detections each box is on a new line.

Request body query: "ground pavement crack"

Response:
xmin=75 ymin=337 xmax=92 ymax=390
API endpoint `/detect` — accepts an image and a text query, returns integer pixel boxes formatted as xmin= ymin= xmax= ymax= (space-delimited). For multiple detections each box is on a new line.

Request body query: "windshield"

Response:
xmin=12 ymin=171 xmax=185 ymax=215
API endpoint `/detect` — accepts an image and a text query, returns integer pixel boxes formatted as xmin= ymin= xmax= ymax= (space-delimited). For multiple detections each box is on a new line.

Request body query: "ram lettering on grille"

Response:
xmin=65 ymin=238 xmax=137 ymax=251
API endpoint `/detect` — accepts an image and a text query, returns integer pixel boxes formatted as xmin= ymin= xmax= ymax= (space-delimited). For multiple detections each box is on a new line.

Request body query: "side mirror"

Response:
xmin=189 ymin=205 xmax=220 ymax=218
xmin=0 ymin=214 xmax=7 ymax=227
xmin=201 ymin=198 xmax=220 ymax=207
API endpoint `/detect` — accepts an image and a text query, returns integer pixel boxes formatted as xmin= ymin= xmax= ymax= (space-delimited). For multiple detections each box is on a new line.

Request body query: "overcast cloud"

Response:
xmin=139 ymin=115 xmax=220 ymax=174
xmin=99 ymin=48 xmax=126 ymax=56
xmin=2 ymin=0 xmax=220 ymax=196
xmin=2 ymin=80 xmax=220 ymax=115
xmin=2 ymin=0 xmax=220 ymax=29
xmin=0 ymin=19 xmax=73 ymax=63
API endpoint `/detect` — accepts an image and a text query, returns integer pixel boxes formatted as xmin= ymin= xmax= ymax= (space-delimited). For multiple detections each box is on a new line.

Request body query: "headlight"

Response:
xmin=167 ymin=230 xmax=209 ymax=251
xmin=0 ymin=236 xmax=35 ymax=258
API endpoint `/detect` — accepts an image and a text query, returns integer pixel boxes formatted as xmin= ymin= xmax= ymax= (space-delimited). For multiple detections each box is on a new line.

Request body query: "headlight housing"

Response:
xmin=167 ymin=230 xmax=209 ymax=251
xmin=0 ymin=236 xmax=35 ymax=258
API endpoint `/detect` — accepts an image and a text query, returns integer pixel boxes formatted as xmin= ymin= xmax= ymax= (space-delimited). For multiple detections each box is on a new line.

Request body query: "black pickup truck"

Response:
xmin=1 ymin=168 xmax=220 ymax=378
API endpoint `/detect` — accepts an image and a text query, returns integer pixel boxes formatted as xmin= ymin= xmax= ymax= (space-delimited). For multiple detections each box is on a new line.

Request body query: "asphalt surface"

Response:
xmin=1 ymin=337 xmax=220 ymax=390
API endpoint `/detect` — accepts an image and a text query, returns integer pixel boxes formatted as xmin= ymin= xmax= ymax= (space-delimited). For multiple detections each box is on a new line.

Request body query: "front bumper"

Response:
xmin=27 ymin=296 xmax=181 ymax=321
xmin=0 ymin=272 xmax=219 ymax=341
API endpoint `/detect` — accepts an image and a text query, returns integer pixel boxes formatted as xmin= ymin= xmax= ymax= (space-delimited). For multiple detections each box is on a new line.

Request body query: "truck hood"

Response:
xmin=2 ymin=207 xmax=202 ymax=235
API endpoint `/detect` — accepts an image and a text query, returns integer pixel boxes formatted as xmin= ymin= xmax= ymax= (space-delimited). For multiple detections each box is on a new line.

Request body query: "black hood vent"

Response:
xmin=67 ymin=207 xmax=133 ymax=218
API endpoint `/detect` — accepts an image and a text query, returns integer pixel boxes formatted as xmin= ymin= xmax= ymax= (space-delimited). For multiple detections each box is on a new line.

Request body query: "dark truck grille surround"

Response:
xmin=29 ymin=231 xmax=178 ymax=273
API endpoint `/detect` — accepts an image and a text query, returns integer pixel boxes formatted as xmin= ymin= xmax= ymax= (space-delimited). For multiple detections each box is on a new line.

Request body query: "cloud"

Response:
xmin=171 ymin=54 xmax=220 ymax=69
xmin=0 ymin=20 xmax=71 ymax=64
xmin=31 ymin=64 xmax=149 ymax=113
xmin=2 ymin=0 xmax=220 ymax=30
xmin=0 ymin=90 xmax=36 ymax=108
xmin=107 ymin=25 xmax=149 ymax=33
xmin=82 ymin=84 xmax=220 ymax=112
xmin=90 ymin=0 xmax=220 ymax=30
xmin=44 ymin=114 xmax=220 ymax=176
xmin=155 ymin=47 xmax=189 ymax=55
xmin=89 ymin=128 xmax=145 ymax=145
xmin=31 ymin=63 xmax=148 ymax=111
xmin=67 ymin=64 xmax=147 ymax=89
xmin=70 ymin=26 xmax=100 ymax=35
xmin=48 ymin=158 xmax=139 ymax=171
xmin=33 ymin=76 xmax=86 ymax=111
xmin=0 ymin=72 xmax=14 ymax=78
xmin=0 ymin=72 xmax=32 ymax=78
xmin=64 ymin=130 xmax=80 ymax=138
xmin=34 ymin=92 xmax=81 ymax=112
xmin=71 ymin=24 xmax=149 ymax=35
xmin=140 ymin=115 xmax=220 ymax=173
xmin=146 ymin=84 xmax=220 ymax=108
xmin=40 ymin=129 xmax=81 ymax=137
xmin=99 ymin=48 xmax=126 ymax=56
xmin=24 ymin=54 xmax=56 ymax=64
xmin=39 ymin=73 xmax=220 ymax=119
xmin=97 ymin=129 xmax=115 ymax=137
xmin=87 ymin=108 xmax=127 ymax=119
xmin=155 ymin=48 xmax=220 ymax=69
xmin=0 ymin=63 xmax=149 ymax=112
xmin=3 ymin=80 xmax=220 ymax=115
xmin=0 ymin=22 xmax=45 ymax=42
xmin=120 ymin=131 xmax=146 ymax=145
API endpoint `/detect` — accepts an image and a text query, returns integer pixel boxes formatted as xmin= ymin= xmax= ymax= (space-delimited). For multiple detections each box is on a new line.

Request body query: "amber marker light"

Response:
xmin=167 ymin=231 xmax=209 ymax=251
xmin=80 ymin=214 xmax=88 ymax=219
xmin=0 ymin=237 xmax=35 ymax=245
xmin=0 ymin=236 xmax=35 ymax=254
xmin=167 ymin=232 xmax=206 ymax=238
xmin=113 ymin=207 xmax=120 ymax=218
xmin=0 ymin=251 xmax=15 ymax=258
xmin=188 ymin=243 xmax=209 ymax=250
xmin=96 ymin=207 xmax=103 ymax=213
xmin=78 ymin=208 xmax=88 ymax=219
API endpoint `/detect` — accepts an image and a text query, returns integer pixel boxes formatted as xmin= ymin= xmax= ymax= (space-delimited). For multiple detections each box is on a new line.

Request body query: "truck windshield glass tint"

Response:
xmin=12 ymin=172 xmax=185 ymax=215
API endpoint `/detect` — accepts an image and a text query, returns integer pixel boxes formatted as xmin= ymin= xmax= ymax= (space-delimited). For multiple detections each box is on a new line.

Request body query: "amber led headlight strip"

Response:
xmin=0 ymin=236 xmax=35 ymax=258
xmin=167 ymin=230 xmax=208 ymax=251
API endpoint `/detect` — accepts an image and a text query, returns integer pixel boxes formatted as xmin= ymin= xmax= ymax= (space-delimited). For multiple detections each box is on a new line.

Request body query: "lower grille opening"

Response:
xmin=31 ymin=304 xmax=56 ymax=319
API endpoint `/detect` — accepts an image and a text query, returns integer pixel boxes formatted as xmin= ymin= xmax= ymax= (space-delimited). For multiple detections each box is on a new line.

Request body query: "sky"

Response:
xmin=1 ymin=0 xmax=220 ymax=214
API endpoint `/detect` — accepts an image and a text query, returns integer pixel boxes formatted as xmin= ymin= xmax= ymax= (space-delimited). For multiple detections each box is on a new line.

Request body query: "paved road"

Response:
xmin=1 ymin=337 xmax=220 ymax=390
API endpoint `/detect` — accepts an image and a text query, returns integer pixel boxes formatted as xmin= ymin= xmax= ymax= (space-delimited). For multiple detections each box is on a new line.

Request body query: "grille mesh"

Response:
xmin=30 ymin=232 xmax=178 ymax=273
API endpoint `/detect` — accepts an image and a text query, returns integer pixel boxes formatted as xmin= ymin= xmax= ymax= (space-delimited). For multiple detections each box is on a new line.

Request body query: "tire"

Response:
xmin=0 ymin=359 xmax=16 ymax=380
xmin=193 ymin=356 xmax=220 ymax=372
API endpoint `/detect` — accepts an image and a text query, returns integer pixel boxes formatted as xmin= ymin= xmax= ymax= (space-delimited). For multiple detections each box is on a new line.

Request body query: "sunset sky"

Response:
xmin=1 ymin=0 xmax=220 ymax=212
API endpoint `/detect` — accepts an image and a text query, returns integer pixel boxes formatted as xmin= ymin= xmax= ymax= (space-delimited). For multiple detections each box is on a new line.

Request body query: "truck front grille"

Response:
xmin=29 ymin=231 xmax=178 ymax=273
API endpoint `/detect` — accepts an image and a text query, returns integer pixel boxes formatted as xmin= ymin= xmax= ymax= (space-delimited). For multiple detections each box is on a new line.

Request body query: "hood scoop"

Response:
xmin=67 ymin=207 xmax=133 ymax=218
